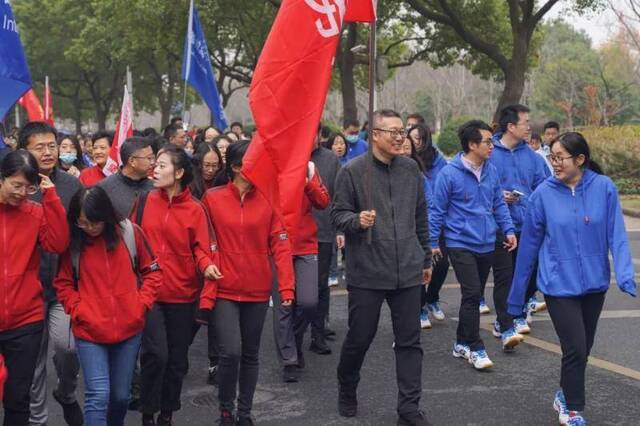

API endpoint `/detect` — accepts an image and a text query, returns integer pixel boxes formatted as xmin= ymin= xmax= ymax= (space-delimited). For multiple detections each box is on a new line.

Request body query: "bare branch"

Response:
xmin=532 ymin=0 xmax=562 ymax=25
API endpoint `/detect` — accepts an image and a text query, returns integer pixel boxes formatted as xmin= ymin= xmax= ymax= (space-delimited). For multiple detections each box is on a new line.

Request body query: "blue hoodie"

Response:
xmin=488 ymin=133 xmax=550 ymax=233
xmin=507 ymin=170 xmax=637 ymax=315
xmin=430 ymin=153 xmax=515 ymax=253
xmin=344 ymin=137 xmax=368 ymax=162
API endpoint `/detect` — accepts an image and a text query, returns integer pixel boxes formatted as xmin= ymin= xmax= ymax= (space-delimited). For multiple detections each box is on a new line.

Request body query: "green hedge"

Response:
xmin=436 ymin=116 xmax=475 ymax=157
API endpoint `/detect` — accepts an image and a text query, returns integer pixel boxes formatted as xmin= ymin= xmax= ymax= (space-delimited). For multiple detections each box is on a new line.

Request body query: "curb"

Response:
xmin=623 ymin=208 xmax=640 ymax=218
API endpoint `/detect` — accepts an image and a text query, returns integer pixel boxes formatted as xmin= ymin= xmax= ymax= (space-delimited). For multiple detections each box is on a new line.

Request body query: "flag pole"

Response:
xmin=366 ymin=19 xmax=376 ymax=244
xmin=182 ymin=0 xmax=194 ymax=125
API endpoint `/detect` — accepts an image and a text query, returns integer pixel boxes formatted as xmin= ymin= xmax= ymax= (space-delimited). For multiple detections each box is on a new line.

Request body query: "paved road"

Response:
xmin=21 ymin=218 xmax=640 ymax=425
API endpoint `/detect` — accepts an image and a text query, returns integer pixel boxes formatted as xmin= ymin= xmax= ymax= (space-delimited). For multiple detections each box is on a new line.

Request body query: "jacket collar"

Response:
xmin=117 ymin=171 xmax=150 ymax=187
xmin=226 ymin=181 xmax=255 ymax=201
xmin=158 ymin=187 xmax=192 ymax=203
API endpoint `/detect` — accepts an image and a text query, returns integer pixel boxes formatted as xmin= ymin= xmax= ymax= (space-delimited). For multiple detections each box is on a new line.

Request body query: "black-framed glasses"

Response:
xmin=131 ymin=155 xmax=155 ymax=162
xmin=547 ymin=154 xmax=574 ymax=164
xmin=374 ymin=128 xmax=407 ymax=139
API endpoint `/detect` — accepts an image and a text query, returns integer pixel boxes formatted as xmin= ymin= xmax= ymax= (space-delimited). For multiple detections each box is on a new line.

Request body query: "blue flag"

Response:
xmin=181 ymin=0 xmax=228 ymax=131
xmin=0 ymin=1 xmax=31 ymax=121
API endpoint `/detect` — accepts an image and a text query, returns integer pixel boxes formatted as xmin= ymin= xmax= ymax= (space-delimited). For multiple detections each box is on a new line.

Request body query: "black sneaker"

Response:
xmin=207 ymin=365 xmax=219 ymax=386
xmin=296 ymin=349 xmax=306 ymax=369
xmin=236 ymin=415 xmax=255 ymax=426
xmin=309 ymin=337 xmax=332 ymax=355
xmin=397 ymin=410 xmax=432 ymax=426
xmin=218 ymin=410 xmax=235 ymax=425
xmin=52 ymin=390 xmax=83 ymax=426
xmin=324 ymin=327 xmax=337 ymax=341
xmin=283 ymin=365 xmax=299 ymax=383
xmin=338 ymin=385 xmax=357 ymax=417
xmin=156 ymin=414 xmax=172 ymax=426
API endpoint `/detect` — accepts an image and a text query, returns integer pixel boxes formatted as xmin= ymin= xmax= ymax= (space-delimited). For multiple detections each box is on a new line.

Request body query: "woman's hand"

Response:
xmin=281 ymin=299 xmax=294 ymax=307
xmin=204 ymin=265 xmax=223 ymax=280
xmin=39 ymin=174 xmax=55 ymax=191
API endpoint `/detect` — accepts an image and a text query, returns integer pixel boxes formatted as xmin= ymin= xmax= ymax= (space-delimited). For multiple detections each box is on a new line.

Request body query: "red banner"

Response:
xmin=17 ymin=89 xmax=45 ymax=122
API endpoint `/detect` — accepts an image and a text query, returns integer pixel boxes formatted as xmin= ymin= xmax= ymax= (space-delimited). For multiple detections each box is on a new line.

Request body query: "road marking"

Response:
xmin=476 ymin=310 xmax=640 ymax=324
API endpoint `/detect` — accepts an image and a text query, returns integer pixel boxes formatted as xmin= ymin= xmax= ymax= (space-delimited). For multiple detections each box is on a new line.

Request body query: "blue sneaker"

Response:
xmin=426 ymin=302 xmax=445 ymax=321
xmin=479 ymin=297 xmax=490 ymax=314
xmin=452 ymin=342 xmax=470 ymax=360
xmin=528 ymin=296 xmax=547 ymax=313
xmin=420 ymin=308 xmax=432 ymax=329
xmin=500 ymin=327 xmax=522 ymax=351
xmin=566 ymin=412 xmax=586 ymax=426
xmin=492 ymin=321 xmax=502 ymax=338
xmin=468 ymin=349 xmax=493 ymax=370
xmin=553 ymin=390 xmax=569 ymax=424
xmin=514 ymin=317 xmax=531 ymax=334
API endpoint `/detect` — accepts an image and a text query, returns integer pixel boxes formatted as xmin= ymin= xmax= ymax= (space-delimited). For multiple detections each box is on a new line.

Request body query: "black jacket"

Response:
xmin=331 ymin=154 xmax=431 ymax=290
xmin=311 ymin=146 xmax=341 ymax=243
xmin=98 ymin=171 xmax=154 ymax=219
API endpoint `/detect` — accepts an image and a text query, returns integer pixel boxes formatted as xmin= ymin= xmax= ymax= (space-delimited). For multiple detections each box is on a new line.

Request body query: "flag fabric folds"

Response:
xmin=103 ymin=85 xmax=133 ymax=176
xmin=17 ymin=89 xmax=45 ymax=122
xmin=0 ymin=0 xmax=32 ymax=121
xmin=345 ymin=0 xmax=377 ymax=22
xmin=242 ymin=0 xmax=367 ymax=238
xmin=181 ymin=0 xmax=228 ymax=131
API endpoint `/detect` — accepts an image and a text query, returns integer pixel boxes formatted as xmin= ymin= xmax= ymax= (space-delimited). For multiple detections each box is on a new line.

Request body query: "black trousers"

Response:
xmin=545 ymin=292 xmax=605 ymax=412
xmin=0 ymin=322 xmax=43 ymax=426
xmin=141 ymin=302 xmax=195 ymax=414
xmin=421 ymin=239 xmax=449 ymax=306
xmin=312 ymin=242 xmax=333 ymax=338
xmin=337 ymin=285 xmax=423 ymax=417
xmin=448 ymin=248 xmax=493 ymax=350
xmin=211 ymin=299 xmax=268 ymax=417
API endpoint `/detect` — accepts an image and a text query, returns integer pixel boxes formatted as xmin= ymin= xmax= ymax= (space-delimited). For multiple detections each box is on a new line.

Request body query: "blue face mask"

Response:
xmin=59 ymin=153 xmax=77 ymax=165
xmin=345 ymin=134 xmax=359 ymax=143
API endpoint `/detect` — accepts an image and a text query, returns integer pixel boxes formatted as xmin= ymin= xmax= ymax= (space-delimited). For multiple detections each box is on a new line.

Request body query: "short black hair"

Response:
xmin=458 ymin=120 xmax=492 ymax=153
xmin=326 ymin=132 xmax=349 ymax=155
xmin=407 ymin=113 xmax=425 ymax=124
xmin=230 ymin=122 xmax=243 ymax=129
xmin=142 ymin=127 xmax=158 ymax=137
xmin=225 ymin=140 xmax=250 ymax=179
xmin=18 ymin=121 xmax=58 ymax=149
xmin=343 ymin=118 xmax=360 ymax=129
xmin=0 ymin=149 xmax=40 ymax=184
xmin=163 ymin=124 xmax=182 ymax=140
xmin=170 ymin=117 xmax=183 ymax=126
xmin=68 ymin=186 xmax=122 ymax=253
xmin=120 ymin=136 xmax=152 ymax=166
xmin=157 ymin=145 xmax=194 ymax=189
xmin=498 ymin=104 xmax=530 ymax=133
xmin=92 ymin=130 xmax=113 ymax=147
xmin=543 ymin=121 xmax=560 ymax=132
xmin=530 ymin=132 xmax=541 ymax=142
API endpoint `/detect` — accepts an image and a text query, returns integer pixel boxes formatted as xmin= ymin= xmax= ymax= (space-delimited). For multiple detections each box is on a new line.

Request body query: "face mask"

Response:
xmin=59 ymin=153 xmax=77 ymax=165
xmin=345 ymin=134 xmax=359 ymax=143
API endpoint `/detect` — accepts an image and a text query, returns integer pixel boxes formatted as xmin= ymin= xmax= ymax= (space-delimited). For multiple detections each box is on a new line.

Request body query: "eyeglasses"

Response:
xmin=31 ymin=143 xmax=57 ymax=154
xmin=131 ymin=155 xmax=156 ymax=162
xmin=475 ymin=139 xmax=494 ymax=146
xmin=547 ymin=154 xmax=574 ymax=164
xmin=9 ymin=182 xmax=38 ymax=195
xmin=76 ymin=219 xmax=104 ymax=230
xmin=374 ymin=128 xmax=407 ymax=139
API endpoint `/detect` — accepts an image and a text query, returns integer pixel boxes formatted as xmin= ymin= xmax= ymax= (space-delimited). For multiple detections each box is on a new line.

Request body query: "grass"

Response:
xmin=621 ymin=196 xmax=640 ymax=212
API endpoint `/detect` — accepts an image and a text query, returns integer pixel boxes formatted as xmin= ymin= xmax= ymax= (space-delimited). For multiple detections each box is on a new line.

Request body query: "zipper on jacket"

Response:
xmin=571 ymin=189 xmax=586 ymax=291
xmin=2 ymin=212 xmax=6 ymax=330
xmin=239 ymin=198 xmax=245 ymax=302
xmin=105 ymin=244 xmax=117 ymax=342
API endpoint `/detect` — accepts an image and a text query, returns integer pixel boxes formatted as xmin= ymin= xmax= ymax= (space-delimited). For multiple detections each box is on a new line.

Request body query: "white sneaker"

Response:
xmin=468 ymin=350 xmax=494 ymax=370
xmin=479 ymin=298 xmax=490 ymax=314
xmin=514 ymin=318 xmax=531 ymax=334
xmin=420 ymin=309 xmax=432 ymax=329
xmin=426 ymin=302 xmax=445 ymax=321
xmin=328 ymin=276 xmax=339 ymax=287
xmin=452 ymin=342 xmax=471 ymax=360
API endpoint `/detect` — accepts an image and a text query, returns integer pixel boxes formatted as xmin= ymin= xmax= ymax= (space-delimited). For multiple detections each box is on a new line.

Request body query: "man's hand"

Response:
xmin=282 ymin=299 xmax=294 ymax=307
xmin=423 ymin=267 xmax=433 ymax=286
xmin=359 ymin=210 xmax=376 ymax=229
xmin=503 ymin=234 xmax=518 ymax=252
xmin=336 ymin=234 xmax=345 ymax=249
xmin=503 ymin=191 xmax=519 ymax=205
xmin=431 ymin=248 xmax=442 ymax=262
xmin=204 ymin=265 xmax=223 ymax=280
xmin=39 ymin=174 xmax=55 ymax=191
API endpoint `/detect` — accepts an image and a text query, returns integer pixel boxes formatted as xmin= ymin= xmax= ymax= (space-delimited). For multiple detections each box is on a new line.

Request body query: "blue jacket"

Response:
xmin=430 ymin=153 xmax=515 ymax=254
xmin=488 ymin=133 xmax=550 ymax=233
xmin=424 ymin=153 xmax=447 ymax=213
xmin=344 ymin=138 xmax=368 ymax=162
xmin=508 ymin=170 xmax=637 ymax=315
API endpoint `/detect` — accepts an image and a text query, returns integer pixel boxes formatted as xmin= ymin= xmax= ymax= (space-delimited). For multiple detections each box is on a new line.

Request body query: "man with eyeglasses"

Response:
xmin=332 ymin=109 xmax=433 ymax=425
xmin=17 ymin=121 xmax=84 ymax=426
xmin=98 ymin=136 xmax=155 ymax=219
xmin=484 ymin=104 xmax=550 ymax=341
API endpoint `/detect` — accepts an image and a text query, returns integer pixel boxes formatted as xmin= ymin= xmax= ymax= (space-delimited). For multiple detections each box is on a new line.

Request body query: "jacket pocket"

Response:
xmin=463 ymin=216 xmax=487 ymax=245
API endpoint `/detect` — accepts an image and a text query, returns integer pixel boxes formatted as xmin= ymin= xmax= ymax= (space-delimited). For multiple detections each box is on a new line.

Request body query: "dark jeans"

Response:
xmin=421 ymin=239 xmax=449 ymax=307
xmin=0 ymin=322 xmax=43 ymax=426
xmin=210 ymin=299 xmax=269 ymax=417
xmin=273 ymin=255 xmax=318 ymax=366
xmin=312 ymin=242 xmax=333 ymax=338
xmin=545 ymin=292 xmax=606 ymax=411
xmin=448 ymin=248 xmax=493 ymax=350
xmin=337 ymin=285 xmax=423 ymax=417
xmin=76 ymin=333 xmax=141 ymax=426
xmin=141 ymin=302 xmax=195 ymax=414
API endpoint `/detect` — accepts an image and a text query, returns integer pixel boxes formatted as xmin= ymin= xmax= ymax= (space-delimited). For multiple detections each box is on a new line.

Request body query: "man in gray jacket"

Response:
xmin=331 ymin=109 xmax=432 ymax=426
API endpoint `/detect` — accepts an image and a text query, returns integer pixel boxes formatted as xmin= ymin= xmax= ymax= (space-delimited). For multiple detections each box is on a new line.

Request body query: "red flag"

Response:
xmin=345 ymin=0 xmax=377 ymax=22
xmin=17 ymin=89 xmax=45 ymax=122
xmin=44 ymin=76 xmax=54 ymax=126
xmin=242 ymin=0 xmax=349 ymax=238
xmin=103 ymin=85 xmax=133 ymax=176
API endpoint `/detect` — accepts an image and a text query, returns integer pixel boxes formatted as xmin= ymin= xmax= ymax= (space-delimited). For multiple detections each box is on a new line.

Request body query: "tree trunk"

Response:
xmin=339 ymin=23 xmax=358 ymax=124
xmin=73 ymin=97 xmax=83 ymax=134
xmin=494 ymin=32 xmax=529 ymax=120
xmin=96 ymin=105 xmax=107 ymax=131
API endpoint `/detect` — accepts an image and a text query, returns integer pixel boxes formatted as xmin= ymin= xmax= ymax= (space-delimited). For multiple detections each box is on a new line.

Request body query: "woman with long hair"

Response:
xmin=508 ymin=132 xmax=635 ymax=426
xmin=189 ymin=143 xmax=224 ymax=199
xmin=57 ymin=134 xmax=85 ymax=178
xmin=137 ymin=145 xmax=221 ymax=426
xmin=54 ymin=186 xmax=161 ymax=426
xmin=199 ymin=141 xmax=295 ymax=425
xmin=0 ymin=150 xmax=69 ymax=426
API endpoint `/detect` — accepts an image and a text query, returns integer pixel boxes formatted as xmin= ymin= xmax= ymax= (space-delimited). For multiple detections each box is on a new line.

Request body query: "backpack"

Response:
xmin=71 ymin=219 xmax=141 ymax=289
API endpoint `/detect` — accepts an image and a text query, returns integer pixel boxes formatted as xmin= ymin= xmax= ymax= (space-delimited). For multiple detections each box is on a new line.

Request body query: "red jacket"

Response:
xmin=54 ymin=225 xmax=162 ymax=344
xmin=199 ymin=183 xmax=295 ymax=309
xmin=79 ymin=165 xmax=106 ymax=186
xmin=133 ymin=188 xmax=218 ymax=303
xmin=0 ymin=188 xmax=69 ymax=332
xmin=292 ymin=171 xmax=330 ymax=255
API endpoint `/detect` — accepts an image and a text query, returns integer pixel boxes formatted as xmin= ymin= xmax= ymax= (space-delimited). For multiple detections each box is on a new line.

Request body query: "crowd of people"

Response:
xmin=0 ymin=104 xmax=636 ymax=426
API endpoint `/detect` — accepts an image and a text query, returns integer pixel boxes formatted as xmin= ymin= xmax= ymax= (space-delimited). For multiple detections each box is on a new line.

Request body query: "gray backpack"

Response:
xmin=71 ymin=219 xmax=141 ymax=289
